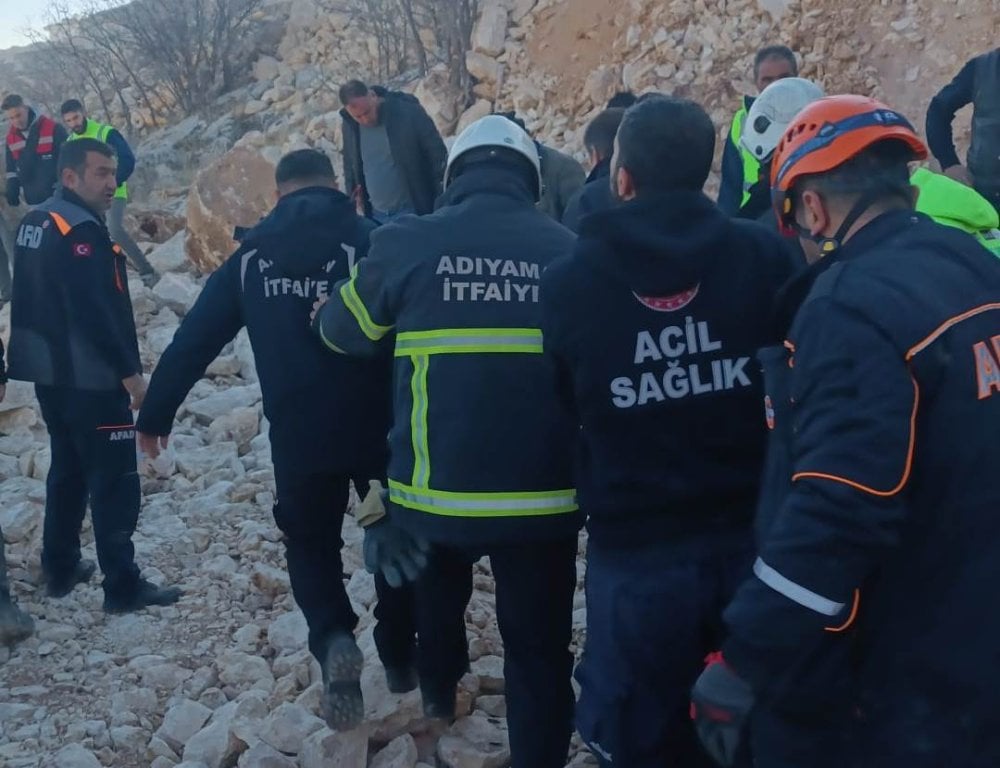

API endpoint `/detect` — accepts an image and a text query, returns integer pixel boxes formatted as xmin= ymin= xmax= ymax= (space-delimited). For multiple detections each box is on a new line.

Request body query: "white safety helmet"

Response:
xmin=444 ymin=115 xmax=542 ymax=201
xmin=740 ymin=77 xmax=826 ymax=163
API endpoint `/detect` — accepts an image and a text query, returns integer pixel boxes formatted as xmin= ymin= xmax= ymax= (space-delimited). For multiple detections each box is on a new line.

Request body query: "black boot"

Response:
xmin=103 ymin=578 xmax=181 ymax=614
xmin=45 ymin=559 xmax=97 ymax=598
xmin=320 ymin=632 xmax=365 ymax=730
xmin=0 ymin=540 xmax=33 ymax=646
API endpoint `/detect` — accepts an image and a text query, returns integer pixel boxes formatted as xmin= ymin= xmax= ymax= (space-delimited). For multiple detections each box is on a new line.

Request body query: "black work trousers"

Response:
xmin=272 ymin=468 xmax=416 ymax=667
xmin=416 ymin=536 xmax=578 ymax=768
xmin=35 ymin=385 xmax=142 ymax=599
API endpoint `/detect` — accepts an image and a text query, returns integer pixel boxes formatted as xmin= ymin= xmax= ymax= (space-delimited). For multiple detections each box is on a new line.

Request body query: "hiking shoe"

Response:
xmin=103 ymin=579 xmax=181 ymax=614
xmin=320 ymin=632 xmax=365 ymax=731
xmin=385 ymin=664 xmax=419 ymax=694
xmin=0 ymin=594 xmax=34 ymax=646
xmin=45 ymin=559 xmax=97 ymax=598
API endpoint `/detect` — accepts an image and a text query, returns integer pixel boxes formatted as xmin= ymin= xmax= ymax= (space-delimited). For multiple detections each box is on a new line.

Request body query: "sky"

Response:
xmin=0 ymin=0 xmax=64 ymax=50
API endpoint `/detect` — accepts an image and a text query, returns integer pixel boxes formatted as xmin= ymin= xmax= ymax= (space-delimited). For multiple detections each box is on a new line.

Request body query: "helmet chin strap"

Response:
xmin=792 ymin=189 xmax=885 ymax=255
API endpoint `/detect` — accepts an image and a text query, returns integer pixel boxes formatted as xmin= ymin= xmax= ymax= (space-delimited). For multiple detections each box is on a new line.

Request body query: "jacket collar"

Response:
xmin=438 ymin=165 xmax=536 ymax=208
xmin=586 ymin=157 xmax=612 ymax=184
xmin=57 ymin=187 xmax=108 ymax=226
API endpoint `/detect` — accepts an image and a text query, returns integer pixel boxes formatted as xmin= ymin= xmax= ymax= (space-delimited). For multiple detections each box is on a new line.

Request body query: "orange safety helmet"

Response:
xmin=771 ymin=95 xmax=927 ymax=232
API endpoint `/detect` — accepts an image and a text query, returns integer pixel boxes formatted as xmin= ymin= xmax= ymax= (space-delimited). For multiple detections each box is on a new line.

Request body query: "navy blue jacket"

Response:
xmin=723 ymin=210 xmax=1000 ymax=765
xmin=315 ymin=165 xmax=581 ymax=546
xmin=561 ymin=158 xmax=616 ymax=234
xmin=7 ymin=190 xmax=141 ymax=391
xmin=137 ymin=187 xmax=390 ymax=477
xmin=541 ymin=191 xmax=797 ymax=548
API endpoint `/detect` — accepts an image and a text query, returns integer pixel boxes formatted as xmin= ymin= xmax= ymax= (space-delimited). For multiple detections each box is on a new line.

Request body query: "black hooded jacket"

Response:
xmin=540 ymin=190 xmax=797 ymax=547
xmin=561 ymin=157 xmax=616 ymax=233
xmin=137 ymin=187 xmax=390 ymax=476
xmin=340 ymin=87 xmax=448 ymax=217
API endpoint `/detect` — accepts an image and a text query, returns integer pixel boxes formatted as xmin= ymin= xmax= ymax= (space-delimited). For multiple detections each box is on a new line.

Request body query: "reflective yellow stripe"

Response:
xmin=340 ymin=277 xmax=393 ymax=341
xmin=395 ymin=328 xmax=543 ymax=356
xmin=410 ymin=355 xmax=430 ymax=487
xmin=388 ymin=479 xmax=577 ymax=518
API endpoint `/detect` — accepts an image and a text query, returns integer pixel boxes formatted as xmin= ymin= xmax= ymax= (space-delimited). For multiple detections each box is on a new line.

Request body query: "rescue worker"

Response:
xmin=739 ymin=77 xmax=825 ymax=229
xmin=498 ymin=111 xmax=586 ymax=222
xmin=6 ymin=138 xmax=180 ymax=613
xmin=912 ymin=167 xmax=1000 ymax=256
xmin=691 ymin=96 xmax=1000 ymax=767
xmin=61 ymin=99 xmax=157 ymax=282
xmin=540 ymin=95 xmax=796 ymax=768
xmin=3 ymin=94 xmax=67 ymax=208
xmin=718 ymin=46 xmax=797 ymax=217
xmin=135 ymin=149 xmax=415 ymax=730
xmin=926 ymin=47 xmax=1000 ymax=214
xmin=0 ymin=338 xmax=35 ymax=646
xmin=313 ymin=115 xmax=580 ymax=768
xmin=561 ymin=108 xmax=625 ymax=233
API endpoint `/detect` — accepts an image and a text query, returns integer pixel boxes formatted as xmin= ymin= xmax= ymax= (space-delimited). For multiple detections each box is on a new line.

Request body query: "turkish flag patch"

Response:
xmin=72 ymin=242 xmax=93 ymax=258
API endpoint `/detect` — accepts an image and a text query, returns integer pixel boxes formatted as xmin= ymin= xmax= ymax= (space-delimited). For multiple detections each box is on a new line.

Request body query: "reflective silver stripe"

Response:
xmin=753 ymin=557 xmax=845 ymax=617
xmin=8 ymin=141 xmax=25 ymax=151
xmin=5 ymin=172 xmax=17 ymax=179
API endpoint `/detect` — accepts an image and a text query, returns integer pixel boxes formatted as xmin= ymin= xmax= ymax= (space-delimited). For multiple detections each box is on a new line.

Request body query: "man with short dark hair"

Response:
xmin=3 ymin=94 xmax=68 ymax=298
xmin=692 ymin=96 xmax=1000 ymax=767
xmin=926 ymin=47 xmax=1000 ymax=214
xmin=136 ymin=148 xmax=414 ymax=730
xmin=718 ymin=46 xmax=797 ymax=216
xmin=6 ymin=138 xmax=180 ymax=615
xmin=3 ymin=94 xmax=67 ymax=208
xmin=338 ymin=79 xmax=447 ymax=222
xmin=561 ymin=108 xmax=625 ymax=232
xmin=61 ymin=99 xmax=156 ymax=281
xmin=541 ymin=95 xmax=795 ymax=767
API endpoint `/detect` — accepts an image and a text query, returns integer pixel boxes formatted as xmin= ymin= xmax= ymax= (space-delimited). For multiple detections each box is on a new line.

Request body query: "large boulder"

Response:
xmin=413 ymin=67 xmax=467 ymax=136
xmin=185 ymin=145 xmax=276 ymax=273
xmin=472 ymin=4 xmax=509 ymax=57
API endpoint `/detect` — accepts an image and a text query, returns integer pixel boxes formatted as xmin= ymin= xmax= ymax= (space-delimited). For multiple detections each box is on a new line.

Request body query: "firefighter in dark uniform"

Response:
xmin=6 ymin=138 xmax=180 ymax=612
xmin=691 ymin=96 xmax=1000 ymax=767
xmin=314 ymin=115 xmax=580 ymax=768
xmin=136 ymin=149 xmax=415 ymax=731
xmin=540 ymin=96 xmax=796 ymax=768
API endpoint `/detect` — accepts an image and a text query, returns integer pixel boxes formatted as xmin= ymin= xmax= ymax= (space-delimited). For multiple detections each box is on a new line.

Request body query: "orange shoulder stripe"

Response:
xmin=906 ymin=303 xmax=1000 ymax=360
xmin=48 ymin=212 xmax=71 ymax=236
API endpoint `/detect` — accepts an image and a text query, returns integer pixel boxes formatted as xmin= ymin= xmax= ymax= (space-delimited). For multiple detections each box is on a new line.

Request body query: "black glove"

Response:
xmin=363 ymin=517 xmax=430 ymax=588
xmin=691 ymin=653 xmax=755 ymax=767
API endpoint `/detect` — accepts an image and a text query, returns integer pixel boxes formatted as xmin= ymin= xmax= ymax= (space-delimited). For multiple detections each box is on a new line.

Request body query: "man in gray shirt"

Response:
xmin=339 ymin=80 xmax=448 ymax=223
xmin=359 ymin=122 xmax=413 ymax=221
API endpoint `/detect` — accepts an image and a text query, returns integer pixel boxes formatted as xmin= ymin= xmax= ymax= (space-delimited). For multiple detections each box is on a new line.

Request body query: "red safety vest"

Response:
xmin=6 ymin=115 xmax=57 ymax=161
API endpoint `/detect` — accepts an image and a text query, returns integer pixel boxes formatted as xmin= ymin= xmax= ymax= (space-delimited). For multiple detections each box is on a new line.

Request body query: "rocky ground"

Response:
xmin=0 ymin=246 xmax=594 ymax=768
